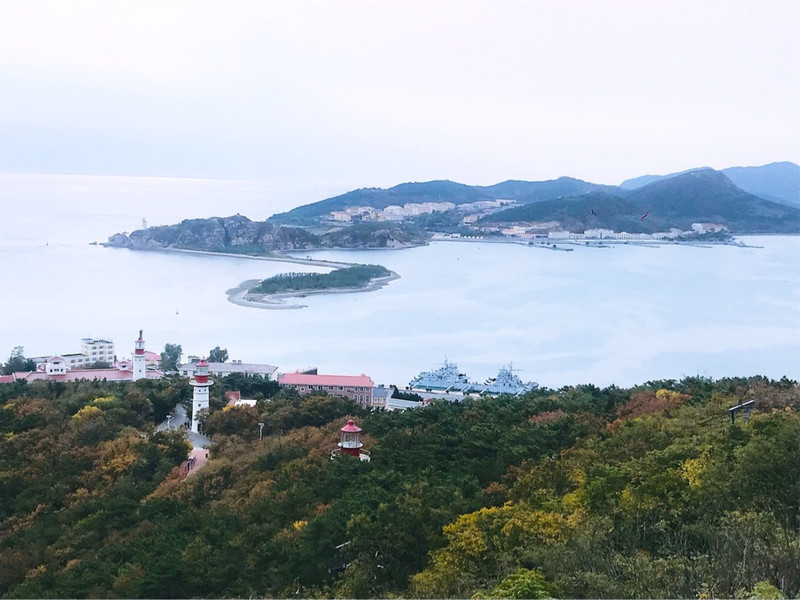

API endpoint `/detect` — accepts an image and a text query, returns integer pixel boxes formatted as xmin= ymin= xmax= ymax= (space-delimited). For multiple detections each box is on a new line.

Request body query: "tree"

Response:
xmin=477 ymin=568 xmax=558 ymax=599
xmin=86 ymin=361 xmax=112 ymax=369
xmin=2 ymin=346 xmax=35 ymax=375
xmin=208 ymin=346 xmax=229 ymax=363
xmin=159 ymin=344 xmax=182 ymax=372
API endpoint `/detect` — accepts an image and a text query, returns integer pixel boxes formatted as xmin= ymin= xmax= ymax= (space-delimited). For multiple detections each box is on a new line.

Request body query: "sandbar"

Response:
xmin=226 ymin=272 xmax=400 ymax=310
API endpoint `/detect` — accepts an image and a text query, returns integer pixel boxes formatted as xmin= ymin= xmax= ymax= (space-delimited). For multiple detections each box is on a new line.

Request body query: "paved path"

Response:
xmin=157 ymin=404 xmax=210 ymax=449
xmin=156 ymin=403 xmax=211 ymax=478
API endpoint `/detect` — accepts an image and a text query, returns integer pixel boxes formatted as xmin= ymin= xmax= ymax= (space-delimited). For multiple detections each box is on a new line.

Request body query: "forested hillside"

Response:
xmin=1 ymin=375 xmax=797 ymax=598
xmin=481 ymin=170 xmax=800 ymax=233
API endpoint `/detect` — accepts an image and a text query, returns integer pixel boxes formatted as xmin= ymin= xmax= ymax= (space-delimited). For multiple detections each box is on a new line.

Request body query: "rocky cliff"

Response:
xmin=106 ymin=215 xmax=427 ymax=253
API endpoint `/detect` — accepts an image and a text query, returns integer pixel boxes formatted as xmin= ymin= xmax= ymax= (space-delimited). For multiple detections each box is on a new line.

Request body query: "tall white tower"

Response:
xmin=133 ymin=330 xmax=146 ymax=381
xmin=190 ymin=359 xmax=213 ymax=433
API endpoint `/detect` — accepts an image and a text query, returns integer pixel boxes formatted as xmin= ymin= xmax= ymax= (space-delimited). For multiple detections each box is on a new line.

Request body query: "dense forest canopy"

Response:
xmin=0 ymin=374 xmax=797 ymax=598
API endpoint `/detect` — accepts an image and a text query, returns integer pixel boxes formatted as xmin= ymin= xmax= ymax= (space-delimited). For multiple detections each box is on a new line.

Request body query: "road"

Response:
xmin=156 ymin=403 xmax=210 ymax=450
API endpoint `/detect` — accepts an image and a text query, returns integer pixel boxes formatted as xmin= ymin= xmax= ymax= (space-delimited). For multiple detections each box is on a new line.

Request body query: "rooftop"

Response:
xmin=279 ymin=372 xmax=374 ymax=387
xmin=180 ymin=361 xmax=278 ymax=375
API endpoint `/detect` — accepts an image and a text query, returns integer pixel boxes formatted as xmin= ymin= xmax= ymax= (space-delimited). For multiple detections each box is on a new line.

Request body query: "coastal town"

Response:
xmin=0 ymin=331 xmax=537 ymax=421
xmin=325 ymin=198 xmax=729 ymax=243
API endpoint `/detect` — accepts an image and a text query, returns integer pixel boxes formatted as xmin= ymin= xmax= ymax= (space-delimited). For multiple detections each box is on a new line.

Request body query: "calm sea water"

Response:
xmin=1 ymin=173 xmax=799 ymax=389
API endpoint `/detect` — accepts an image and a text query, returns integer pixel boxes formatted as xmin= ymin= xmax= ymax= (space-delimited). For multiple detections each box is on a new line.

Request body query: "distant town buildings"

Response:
xmin=692 ymin=223 xmax=727 ymax=234
xmin=330 ymin=202 xmax=456 ymax=223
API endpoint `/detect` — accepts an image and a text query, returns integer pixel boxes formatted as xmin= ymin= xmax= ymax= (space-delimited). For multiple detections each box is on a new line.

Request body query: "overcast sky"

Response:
xmin=1 ymin=0 xmax=798 ymax=187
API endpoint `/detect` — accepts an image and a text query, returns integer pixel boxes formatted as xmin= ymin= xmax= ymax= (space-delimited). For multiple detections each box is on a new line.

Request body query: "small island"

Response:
xmin=227 ymin=264 xmax=398 ymax=309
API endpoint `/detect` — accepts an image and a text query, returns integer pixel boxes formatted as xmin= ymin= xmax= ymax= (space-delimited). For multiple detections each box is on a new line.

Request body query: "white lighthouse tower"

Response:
xmin=132 ymin=330 xmax=146 ymax=381
xmin=190 ymin=359 xmax=213 ymax=433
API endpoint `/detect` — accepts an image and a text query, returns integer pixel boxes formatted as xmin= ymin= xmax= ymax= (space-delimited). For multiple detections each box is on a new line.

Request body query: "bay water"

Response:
xmin=1 ymin=173 xmax=798 ymax=389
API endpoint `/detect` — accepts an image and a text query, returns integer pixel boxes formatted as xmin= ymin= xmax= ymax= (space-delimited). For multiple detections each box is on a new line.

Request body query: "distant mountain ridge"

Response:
xmin=107 ymin=162 xmax=800 ymax=253
xmin=481 ymin=168 xmax=800 ymax=233
xmin=269 ymin=177 xmax=625 ymax=225
xmin=269 ymin=162 xmax=800 ymax=234
xmin=620 ymin=161 xmax=800 ymax=207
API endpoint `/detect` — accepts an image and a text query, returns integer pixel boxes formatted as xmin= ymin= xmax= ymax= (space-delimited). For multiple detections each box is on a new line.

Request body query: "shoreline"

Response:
xmin=108 ymin=236 xmax=762 ymax=310
xmin=106 ymin=244 xmax=405 ymax=310
xmin=105 ymin=245 xmax=357 ymax=269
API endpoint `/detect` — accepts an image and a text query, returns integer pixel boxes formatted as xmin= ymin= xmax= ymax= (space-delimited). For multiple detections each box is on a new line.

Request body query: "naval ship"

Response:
xmin=477 ymin=364 xmax=538 ymax=395
xmin=409 ymin=359 xmax=537 ymax=396
xmin=407 ymin=358 xmax=477 ymax=392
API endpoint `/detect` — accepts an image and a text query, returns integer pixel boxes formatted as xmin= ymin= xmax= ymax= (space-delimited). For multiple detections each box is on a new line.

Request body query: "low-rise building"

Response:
xmin=692 ymin=222 xmax=727 ymax=234
xmin=81 ymin=337 xmax=115 ymax=364
xmin=32 ymin=337 xmax=117 ymax=369
xmin=370 ymin=385 xmax=392 ymax=409
xmin=278 ymin=372 xmax=374 ymax=406
xmin=179 ymin=361 xmax=278 ymax=379
xmin=4 ymin=332 xmax=163 ymax=383
xmin=9 ymin=355 xmax=164 ymax=383
xmin=225 ymin=390 xmax=258 ymax=407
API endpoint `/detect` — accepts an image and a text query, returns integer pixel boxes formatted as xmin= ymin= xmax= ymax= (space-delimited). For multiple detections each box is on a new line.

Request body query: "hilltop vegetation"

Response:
xmin=621 ymin=162 xmax=800 ymax=208
xmin=1 ymin=374 xmax=798 ymax=598
xmin=250 ymin=264 xmax=392 ymax=294
xmin=480 ymin=169 xmax=800 ymax=233
xmin=268 ymin=177 xmax=622 ymax=226
xmin=106 ymin=216 xmax=428 ymax=253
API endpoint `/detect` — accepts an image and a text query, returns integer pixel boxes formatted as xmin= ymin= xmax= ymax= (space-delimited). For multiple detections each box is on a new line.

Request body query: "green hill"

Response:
xmin=482 ymin=169 xmax=800 ymax=233
xmin=627 ymin=168 xmax=800 ymax=232
xmin=269 ymin=177 xmax=623 ymax=225
xmin=478 ymin=192 xmax=664 ymax=233
xmin=481 ymin=176 xmax=627 ymax=203
xmin=269 ymin=180 xmax=491 ymax=225
xmin=620 ymin=162 xmax=800 ymax=208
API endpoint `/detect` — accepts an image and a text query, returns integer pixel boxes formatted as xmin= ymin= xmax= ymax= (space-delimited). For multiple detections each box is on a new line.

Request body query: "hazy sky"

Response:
xmin=1 ymin=0 xmax=798 ymax=187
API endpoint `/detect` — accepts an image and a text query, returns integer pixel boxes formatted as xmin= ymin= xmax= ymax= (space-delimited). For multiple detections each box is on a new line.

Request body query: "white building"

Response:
xmin=48 ymin=337 xmax=115 ymax=369
xmin=81 ymin=338 xmax=115 ymax=364
xmin=584 ymin=228 xmax=615 ymax=239
xmin=179 ymin=361 xmax=278 ymax=379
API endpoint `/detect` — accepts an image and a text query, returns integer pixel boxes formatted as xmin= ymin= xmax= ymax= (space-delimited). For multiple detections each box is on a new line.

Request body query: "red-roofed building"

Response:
xmin=278 ymin=372 xmax=374 ymax=407
xmin=11 ymin=364 xmax=163 ymax=383
xmin=4 ymin=334 xmax=165 ymax=384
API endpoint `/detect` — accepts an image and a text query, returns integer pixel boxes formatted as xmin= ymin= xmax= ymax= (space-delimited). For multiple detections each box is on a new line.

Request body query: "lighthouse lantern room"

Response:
xmin=190 ymin=359 xmax=213 ymax=433
xmin=332 ymin=419 xmax=370 ymax=462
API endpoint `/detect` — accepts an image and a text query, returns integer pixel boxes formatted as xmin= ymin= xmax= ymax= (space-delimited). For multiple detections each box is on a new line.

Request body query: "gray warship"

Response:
xmin=408 ymin=358 xmax=476 ymax=392
xmin=409 ymin=360 xmax=538 ymax=396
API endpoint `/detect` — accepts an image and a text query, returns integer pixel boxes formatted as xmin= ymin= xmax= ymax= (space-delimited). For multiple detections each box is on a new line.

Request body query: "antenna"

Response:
xmin=141 ymin=218 xmax=147 ymax=230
